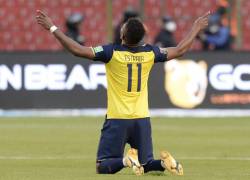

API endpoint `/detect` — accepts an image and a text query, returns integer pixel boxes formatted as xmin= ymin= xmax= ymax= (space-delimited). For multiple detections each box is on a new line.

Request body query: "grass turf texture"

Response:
xmin=0 ymin=117 xmax=249 ymax=180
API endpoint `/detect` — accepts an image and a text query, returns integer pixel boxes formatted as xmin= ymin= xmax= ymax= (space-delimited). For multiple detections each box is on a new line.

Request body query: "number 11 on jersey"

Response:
xmin=127 ymin=63 xmax=142 ymax=92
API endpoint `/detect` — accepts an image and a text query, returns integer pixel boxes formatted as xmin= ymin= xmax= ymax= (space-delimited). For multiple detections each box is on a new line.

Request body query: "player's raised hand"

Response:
xmin=193 ymin=11 xmax=210 ymax=32
xmin=36 ymin=10 xmax=54 ymax=30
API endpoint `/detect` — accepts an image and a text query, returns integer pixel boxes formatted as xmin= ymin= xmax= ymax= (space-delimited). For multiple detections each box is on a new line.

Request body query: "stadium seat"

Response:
xmin=0 ymin=0 xmax=107 ymax=50
xmin=0 ymin=0 xmax=248 ymax=51
xmin=241 ymin=0 xmax=250 ymax=50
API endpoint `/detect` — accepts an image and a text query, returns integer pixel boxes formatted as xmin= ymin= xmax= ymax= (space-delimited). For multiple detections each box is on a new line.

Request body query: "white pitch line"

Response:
xmin=1 ymin=108 xmax=250 ymax=117
xmin=179 ymin=157 xmax=250 ymax=161
xmin=0 ymin=156 xmax=89 ymax=160
xmin=0 ymin=156 xmax=250 ymax=161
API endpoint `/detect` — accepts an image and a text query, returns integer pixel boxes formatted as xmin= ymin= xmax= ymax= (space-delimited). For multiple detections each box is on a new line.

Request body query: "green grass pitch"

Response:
xmin=0 ymin=116 xmax=249 ymax=180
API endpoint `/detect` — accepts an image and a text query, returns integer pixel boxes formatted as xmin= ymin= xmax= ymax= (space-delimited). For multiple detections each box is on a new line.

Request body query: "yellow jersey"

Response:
xmin=92 ymin=44 xmax=167 ymax=119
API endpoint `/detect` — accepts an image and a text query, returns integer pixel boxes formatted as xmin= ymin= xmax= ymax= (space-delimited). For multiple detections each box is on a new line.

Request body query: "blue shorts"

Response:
xmin=97 ymin=117 xmax=153 ymax=165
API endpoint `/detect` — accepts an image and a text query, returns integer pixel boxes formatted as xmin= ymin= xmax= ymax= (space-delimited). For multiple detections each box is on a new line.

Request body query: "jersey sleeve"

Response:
xmin=152 ymin=45 xmax=168 ymax=63
xmin=91 ymin=44 xmax=114 ymax=63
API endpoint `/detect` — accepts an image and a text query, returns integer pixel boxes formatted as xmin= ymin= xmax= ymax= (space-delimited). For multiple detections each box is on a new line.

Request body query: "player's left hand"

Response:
xmin=36 ymin=10 xmax=54 ymax=30
xmin=193 ymin=11 xmax=210 ymax=32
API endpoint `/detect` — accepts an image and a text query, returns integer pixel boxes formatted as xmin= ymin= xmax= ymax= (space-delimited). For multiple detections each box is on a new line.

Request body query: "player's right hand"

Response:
xmin=193 ymin=11 xmax=210 ymax=32
xmin=36 ymin=10 xmax=54 ymax=31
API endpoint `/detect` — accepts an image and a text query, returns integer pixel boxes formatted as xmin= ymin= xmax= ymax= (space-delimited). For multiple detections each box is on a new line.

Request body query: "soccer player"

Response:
xmin=36 ymin=10 xmax=209 ymax=176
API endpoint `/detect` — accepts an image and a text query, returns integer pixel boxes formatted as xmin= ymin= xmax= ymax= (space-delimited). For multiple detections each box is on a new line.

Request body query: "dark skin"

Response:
xmin=36 ymin=10 xmax=210 ymax=60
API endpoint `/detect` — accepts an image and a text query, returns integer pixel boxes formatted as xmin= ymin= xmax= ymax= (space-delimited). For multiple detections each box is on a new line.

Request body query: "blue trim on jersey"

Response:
xmin=93 ymin=44 xmax=114 ymax=63
xmin=113 ymin=44 xmax=154 ymax=53
xmin=152 ymin=46 xmax=168 ymax=63
xmin=93 ymin=44 xmax=167 ymax=63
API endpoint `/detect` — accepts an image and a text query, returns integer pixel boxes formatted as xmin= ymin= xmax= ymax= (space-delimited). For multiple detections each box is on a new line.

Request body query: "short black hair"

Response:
xmin=123 ymin=18 xmax=145 ymax=45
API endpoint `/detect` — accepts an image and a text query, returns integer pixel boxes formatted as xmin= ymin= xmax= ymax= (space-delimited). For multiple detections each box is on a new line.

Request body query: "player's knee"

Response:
xmin=96 ymin=162 xmax=102 ymax=174
xmin=96 ymin=161 xmax=120 ymax=174
xmin=96 ymin=162 xmax=111 ymax=174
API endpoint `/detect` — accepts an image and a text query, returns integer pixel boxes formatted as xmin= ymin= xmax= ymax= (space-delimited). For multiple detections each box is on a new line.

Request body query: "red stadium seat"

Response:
xmin=0 ymin=0 xmax=107 ymax=50
xmin=0 ymin=0 xmax=248 ymax=51
xmin=241 ymin=0 xmax=250 ymax=50
xmin=112 ymin=0 xmax=140 ymax=26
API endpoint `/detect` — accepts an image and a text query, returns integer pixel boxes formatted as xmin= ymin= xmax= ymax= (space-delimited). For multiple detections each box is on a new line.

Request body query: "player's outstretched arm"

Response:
xmin=36 ymin=10 xmax=95 ymax=59
xmin=163 ymin=11 xmax=210 ymax=60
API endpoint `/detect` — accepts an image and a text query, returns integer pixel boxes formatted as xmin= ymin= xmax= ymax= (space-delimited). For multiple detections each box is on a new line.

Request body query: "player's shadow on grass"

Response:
xmin=146 ymin=172 xmax=167 ymax=176
xmin=117 ymin=171 xmax=167 ymax=176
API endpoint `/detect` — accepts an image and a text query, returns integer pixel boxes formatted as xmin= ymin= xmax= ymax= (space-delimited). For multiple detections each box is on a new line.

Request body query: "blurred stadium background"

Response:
xmin=0 ymin=0 xmax=249 ymax=50
xmin=0 ymin=1 xmax=250 ymax=180
xmin=0 ymin=0 xmax=250 ymax=116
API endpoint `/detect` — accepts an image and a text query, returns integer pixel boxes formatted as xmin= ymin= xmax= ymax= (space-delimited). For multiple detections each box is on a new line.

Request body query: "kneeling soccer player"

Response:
xmin=36 ymin=10 xmax=210 ymax=175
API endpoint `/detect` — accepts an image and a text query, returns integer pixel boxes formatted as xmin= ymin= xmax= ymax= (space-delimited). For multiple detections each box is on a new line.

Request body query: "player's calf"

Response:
xmin=95 ymin=149 xmax=144 ymax=175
